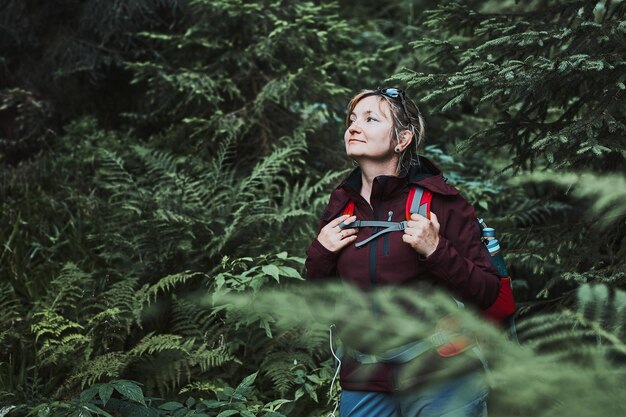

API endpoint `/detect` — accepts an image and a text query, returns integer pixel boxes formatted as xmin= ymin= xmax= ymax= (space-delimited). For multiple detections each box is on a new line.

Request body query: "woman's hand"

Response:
xmin=317 ymin=215 xmax=358 ymax=252
xmin=402 ymin=212 xmax=440 ymax=257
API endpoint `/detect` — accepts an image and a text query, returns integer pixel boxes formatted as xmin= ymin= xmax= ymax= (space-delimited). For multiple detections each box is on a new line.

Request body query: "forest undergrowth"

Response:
xmin=1 ymin=1 xmax=625 ymax=416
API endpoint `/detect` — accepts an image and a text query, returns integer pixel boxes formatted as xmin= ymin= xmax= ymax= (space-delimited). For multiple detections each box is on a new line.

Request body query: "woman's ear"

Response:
xmin=397 ymin=130 xmax=414 ymax=152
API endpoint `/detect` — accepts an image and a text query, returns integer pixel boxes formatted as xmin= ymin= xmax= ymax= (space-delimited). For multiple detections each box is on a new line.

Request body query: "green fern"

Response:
xmin=93 ymin=276 xmax=143 ymax=330
xmin=66 ymin=352 xmax=127 ymax=389
xmin=170 ymin=297 xmax=212 ymax=339
xmin=517 ymin=284 xmax=626 ymax=359
xmin=39 ymin=263 xmax=93 ymax=313
xmin=144 ymin=272 xmax=206 ymax=304
xmin=130 ymin=333 xmax=194 ymax=356
xmin=31 ymin=309 xmax=84 ymax=346
xmin=261 ymin=351 xmax=315 ymax=396
xmin=186 ymin=343 xmax=232 ymax=372
xmin=0 ymin=282 xmax=22 ymax=339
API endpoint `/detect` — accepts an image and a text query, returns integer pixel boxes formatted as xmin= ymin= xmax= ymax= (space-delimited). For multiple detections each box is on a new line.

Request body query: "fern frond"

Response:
xmin=178 ymin=380 xmax=225 ymax=395
xmin=38 ymin=334 xmax=90 ymax=367
xmin=31 ymin=309 xmax=84 ymax=345
xmin=170 ymin=297 xmax=222 ymax=343
xmin=95 ymin=276 xmax=143 ymax=328
xmin=503 ymin=198 xmax=572 ymax=227
xmin=144 ymin=271 xmax=205 ymax=304
xmin=130 ymin=333 xmax=195 ymax=356
xmin=66 ymin=352 xmax=127 ymax=389
xmin=517 ymin=285 xmax=626 ymax=360
xmin=0 ymin=282 xmax=22 ymax=336
xmin=562 ymin=270 xmax=626 ymax=286
xmin=261 ymin=351 xmax=315 ymax=395
xmin=96 ymin=149 xmax=144 ymax=206
xmin=570 ymin=284 xmax=626 ymax=356
xmin=39 ymin=262 xmax=93 ymax=313
xmin=187 ymin=343 xmax=232 ymax=372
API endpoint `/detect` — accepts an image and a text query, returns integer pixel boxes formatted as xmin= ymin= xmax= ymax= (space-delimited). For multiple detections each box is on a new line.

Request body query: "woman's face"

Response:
xmin=344 ymin=95 xmax=396 ymax=163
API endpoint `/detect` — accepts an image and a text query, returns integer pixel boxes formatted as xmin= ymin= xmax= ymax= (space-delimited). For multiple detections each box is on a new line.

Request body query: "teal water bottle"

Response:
xmin=478 ymin=220 xmax=517 ymax=333
xmin=482 ymin=227 xmax=509 ymax=278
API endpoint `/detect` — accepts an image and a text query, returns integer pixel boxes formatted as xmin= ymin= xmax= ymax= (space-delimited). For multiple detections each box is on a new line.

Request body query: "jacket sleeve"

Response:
xmin=305 ymin=215 xmax=339 ymax=280
xmin=420 ymin=194 xmax=500 ymax=310
xmin=305 ymin=238 xmax=339 ymax=280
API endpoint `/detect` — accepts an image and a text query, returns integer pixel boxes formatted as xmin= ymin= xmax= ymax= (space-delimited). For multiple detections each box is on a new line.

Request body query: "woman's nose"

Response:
xmin=348 ymin=122 xmax=362 ymax=133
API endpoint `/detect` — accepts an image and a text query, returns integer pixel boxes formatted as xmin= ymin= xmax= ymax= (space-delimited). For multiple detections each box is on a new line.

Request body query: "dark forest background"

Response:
xmin=1 ymin=0 xmax=625 ymax=416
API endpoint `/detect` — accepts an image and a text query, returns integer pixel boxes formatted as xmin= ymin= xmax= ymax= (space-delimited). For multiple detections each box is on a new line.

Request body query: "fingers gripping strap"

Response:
xmin=341 ymin=186 xmax=432 ymax=249
xmin=408 ymin=187 xmax=432 ymax=220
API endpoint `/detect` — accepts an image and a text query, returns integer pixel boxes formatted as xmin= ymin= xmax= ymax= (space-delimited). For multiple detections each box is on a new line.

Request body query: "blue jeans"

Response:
xmin=339 ymin=372 xmax=488 ymax=417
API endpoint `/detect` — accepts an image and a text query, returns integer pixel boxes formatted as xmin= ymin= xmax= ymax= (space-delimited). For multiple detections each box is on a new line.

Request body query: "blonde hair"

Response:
xmin=345 ymin=89 xmax=425 ymax=173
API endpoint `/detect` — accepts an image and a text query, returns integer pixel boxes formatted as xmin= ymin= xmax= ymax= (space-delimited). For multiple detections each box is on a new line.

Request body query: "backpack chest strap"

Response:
xmin=338 ymin=186 xmax=432 ymax=248
xmin=339 ymin=220 xmax=407 ymax=248
xmin=339 ymin=220 xmax=404 ymax=229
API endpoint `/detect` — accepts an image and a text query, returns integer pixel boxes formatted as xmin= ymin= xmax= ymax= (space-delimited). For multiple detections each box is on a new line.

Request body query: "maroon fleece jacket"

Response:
xmin=305 ymin=157 xmax=500 ymax=392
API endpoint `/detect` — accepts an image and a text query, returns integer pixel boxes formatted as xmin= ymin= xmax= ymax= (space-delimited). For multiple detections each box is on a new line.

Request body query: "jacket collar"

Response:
xmin=323 ymin=156 xmax=458 ymax=220
xmin=339 ymin=156 xmax=458 ymax=197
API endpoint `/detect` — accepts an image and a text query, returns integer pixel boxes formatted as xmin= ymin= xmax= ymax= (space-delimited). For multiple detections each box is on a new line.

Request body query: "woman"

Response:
xmin=305 ymin=88 xmax=501 ymax=417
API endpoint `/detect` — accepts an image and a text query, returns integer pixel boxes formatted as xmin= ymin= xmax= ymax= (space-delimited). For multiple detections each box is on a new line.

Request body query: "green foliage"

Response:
xmin=515 ymin=171 xmax=626 ymax=229
xmin=517 ymin=284 xmax=626 ymax=358
xmin=393 ymin=0 xmax=626 ymax=171
xmin=28 ymin=380 xmax=145 ymax=416
xmin=386 ymin=0 xmax=626 ymax=320
xmin=0 ymin=110 xmax=329 ymax=410
xmin=2 ymin=0 xmax=626 ymax=415
xmin=210 ymin=281 xmax=626 ymax=416
xmin=26 ymin=374 xmax=299 ymax=417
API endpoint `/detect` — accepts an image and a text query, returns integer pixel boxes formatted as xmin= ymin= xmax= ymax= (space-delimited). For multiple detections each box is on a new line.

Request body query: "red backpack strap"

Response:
xmin=342 ymin=200 xmax=355 ymax=217
xmin=406 ymin=186 xmax=432 ymax=220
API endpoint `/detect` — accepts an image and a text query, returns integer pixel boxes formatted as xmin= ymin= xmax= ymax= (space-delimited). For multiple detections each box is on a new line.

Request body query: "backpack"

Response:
xmin=338 ymin=185 xmax=517 ymax=326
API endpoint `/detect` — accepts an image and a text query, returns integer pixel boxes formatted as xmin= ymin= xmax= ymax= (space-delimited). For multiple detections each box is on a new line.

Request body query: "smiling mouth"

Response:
xmin=348 ymin=139 xmax=366 ymax=143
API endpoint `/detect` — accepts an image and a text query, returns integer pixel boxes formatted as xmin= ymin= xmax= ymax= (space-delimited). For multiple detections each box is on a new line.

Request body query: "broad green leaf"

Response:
xmin=80 ymin=388 xmax=98 ymax=403
xmin=173 ymin=408 xmax=190 ymax=417
xmin=201 ymin=400 xmax=228 ymax=409
xmin=263 ymin=398 xmax=291 ymax=411
xmin=160 ymin=402 xmax=184 ymax=411
xmin=112 ymin=380 xmax=146 ymax=405
xmin=306 ymin=374 xmax=322 ymax=384
xmin=278 ymin=266 xmax=303 ymax=279
xmin=262 ymin=265 xmax=280 ymax=282
xmin=83 ymin=403 xmax=113 ymax=417
xmin=216 ymin=411 xmax=239 ymax=417
xmin=98 ymin=385 xmax=114 ymax=407
xmin=74 ymin=408 xmax=92 ymax=417
xmin=304 ymin=383 xmax=318 ymax=402
xmin=236 ymin=372 xmax=258 ymax=391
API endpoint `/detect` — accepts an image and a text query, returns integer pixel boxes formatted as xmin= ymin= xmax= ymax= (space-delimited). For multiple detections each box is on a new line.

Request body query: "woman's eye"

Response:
xmin=367 ymin=117 xmax=378 ymax=122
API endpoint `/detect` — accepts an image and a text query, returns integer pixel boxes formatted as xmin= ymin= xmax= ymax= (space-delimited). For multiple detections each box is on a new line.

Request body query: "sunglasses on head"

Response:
xmin=377 ymin=87 xmax=412 ymax=125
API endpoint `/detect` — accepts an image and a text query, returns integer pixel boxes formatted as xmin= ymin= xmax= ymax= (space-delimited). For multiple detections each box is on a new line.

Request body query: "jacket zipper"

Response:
xmin=383 ymin=210 xmax=393 ymax=256
xmin=368 ymin=205 xmax=382 ymax=288
xmin=351 ymin=194 xmax=377 ymax=287
xmin=369 ymin=204 xmax=384 ymax=315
